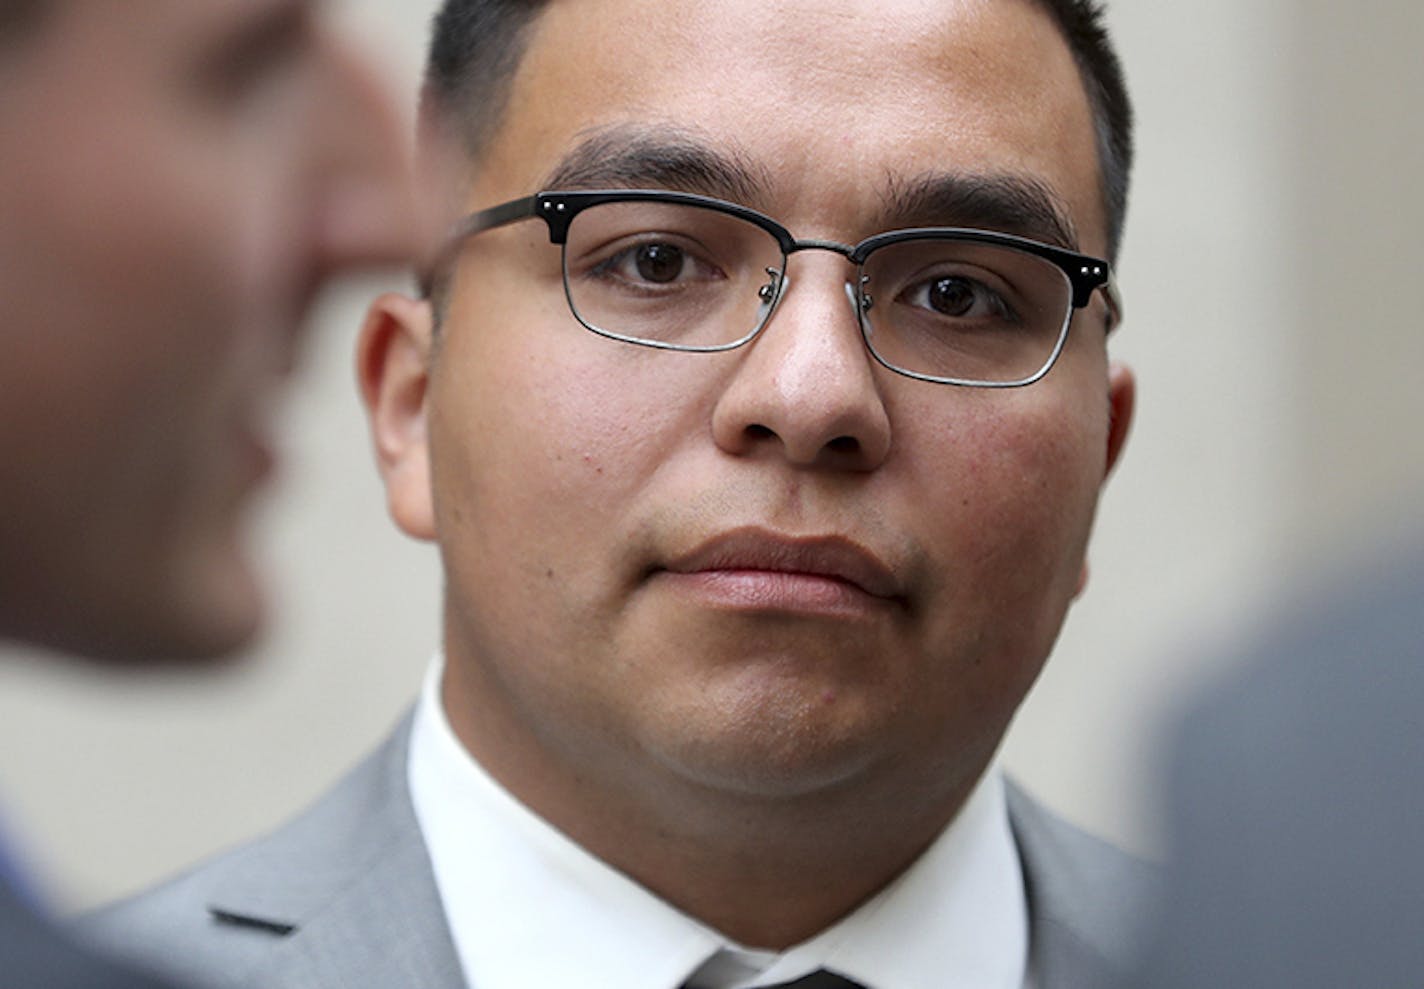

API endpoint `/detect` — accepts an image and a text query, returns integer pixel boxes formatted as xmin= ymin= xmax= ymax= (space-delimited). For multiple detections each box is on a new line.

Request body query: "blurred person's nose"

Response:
xmin=308 ymin=30 xmax=426 ymax=279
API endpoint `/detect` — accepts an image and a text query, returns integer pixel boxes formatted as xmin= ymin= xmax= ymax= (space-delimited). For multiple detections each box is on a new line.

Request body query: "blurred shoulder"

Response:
xmin=77 ymin=713 xmax=422 ymax=988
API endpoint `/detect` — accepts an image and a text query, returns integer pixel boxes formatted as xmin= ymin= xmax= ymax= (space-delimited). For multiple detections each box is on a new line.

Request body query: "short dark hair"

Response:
xmin=1034 ymin=0 xmax=1134 ymax=259
xmin=0 ymin=0 xmax=50 ymax=45
xmin=422 ymin=0 xmax=1133 ymax=257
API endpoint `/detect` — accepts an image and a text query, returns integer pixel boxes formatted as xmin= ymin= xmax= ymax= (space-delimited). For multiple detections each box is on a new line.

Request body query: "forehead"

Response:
xmin=14 ymin=0 xmax=305 ymax=68
xmin=0 ymin=0 xmax=312 ymax=163
xmin=472 ymin=0 xmax=1104 ymax=251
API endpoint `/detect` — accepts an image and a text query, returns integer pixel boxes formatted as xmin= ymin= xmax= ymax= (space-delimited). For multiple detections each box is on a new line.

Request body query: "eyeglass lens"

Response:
xmin=561 ymin=200 xmax=1075 ymax=384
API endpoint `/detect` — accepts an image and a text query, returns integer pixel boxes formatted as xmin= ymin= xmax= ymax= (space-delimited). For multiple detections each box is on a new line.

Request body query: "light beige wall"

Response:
xmin=1011 ymin=2 xmax=1424 ymax=849
xmin=2 ymin=0 xmax=1417 ymax=909
xmin=1005 ymin=0 xmax=1300 ymax=849
xmin=1283 ymin=3 xmax=1424 ymax=547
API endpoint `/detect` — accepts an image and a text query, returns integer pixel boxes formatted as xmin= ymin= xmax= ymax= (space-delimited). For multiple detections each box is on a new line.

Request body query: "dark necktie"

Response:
xmin=755 ymin=971 xmax=867 ymax=989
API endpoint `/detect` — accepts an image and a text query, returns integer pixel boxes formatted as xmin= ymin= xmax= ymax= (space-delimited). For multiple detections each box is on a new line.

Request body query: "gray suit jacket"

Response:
xmin=82 ymin=714 xmax=1156 ymax=988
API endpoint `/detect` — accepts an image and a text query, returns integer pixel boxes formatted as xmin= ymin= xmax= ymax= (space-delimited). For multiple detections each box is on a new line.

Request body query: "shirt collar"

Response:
xmin=408 ymin=653 xmax=1028 ymax=989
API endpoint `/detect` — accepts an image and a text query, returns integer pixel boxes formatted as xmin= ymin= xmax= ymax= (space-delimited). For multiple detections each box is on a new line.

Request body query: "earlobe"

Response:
xmin=357 ymin=292 xmax=437 ymax=541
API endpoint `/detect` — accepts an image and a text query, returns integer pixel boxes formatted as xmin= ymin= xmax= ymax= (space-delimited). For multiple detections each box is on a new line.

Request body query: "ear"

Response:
xmin=1074 ymin=360 xmax=1137 ymax=598
xmin=357 ymin=292 xmax=436 ymax=541
xmin=1104 ymin=359 xmax=1135 ymax=480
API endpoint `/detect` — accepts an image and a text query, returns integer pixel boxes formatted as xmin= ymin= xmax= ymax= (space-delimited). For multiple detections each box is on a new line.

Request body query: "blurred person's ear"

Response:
xmin=358 ymin=292 xmax=436 ymax=541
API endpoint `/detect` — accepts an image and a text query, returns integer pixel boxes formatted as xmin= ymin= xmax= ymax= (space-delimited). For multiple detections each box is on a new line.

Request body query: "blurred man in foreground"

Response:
xmin=1133 ymin=536 xmax=1424 ymax=987
xmin=90 ymin=1 xmax=1149 ymax=986
xmin=0 ymin=0 xmax=416 ymax=984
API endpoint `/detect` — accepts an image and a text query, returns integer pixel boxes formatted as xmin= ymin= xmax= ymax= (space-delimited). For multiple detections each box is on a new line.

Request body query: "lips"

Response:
xmin=658 ymin=527 xmax=904 ymax=604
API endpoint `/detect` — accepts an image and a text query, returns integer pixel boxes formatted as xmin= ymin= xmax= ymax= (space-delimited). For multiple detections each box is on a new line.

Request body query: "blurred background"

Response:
xmin=1 ymin=0 xmax=1420 ymax=910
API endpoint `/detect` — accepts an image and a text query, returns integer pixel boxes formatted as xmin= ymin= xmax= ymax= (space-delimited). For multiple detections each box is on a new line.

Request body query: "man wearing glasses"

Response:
xmin=90 ymin=0 xmax=1145 ymax=986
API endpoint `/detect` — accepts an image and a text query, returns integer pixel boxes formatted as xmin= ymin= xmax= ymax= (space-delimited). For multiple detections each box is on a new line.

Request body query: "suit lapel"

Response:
xmin=205 ymin=712 xmax=466 ymax=989
xmin=252 ymin=833 xmax=465 ymax=989
xmin=188 ymin=720 xmax=1149 ymax=989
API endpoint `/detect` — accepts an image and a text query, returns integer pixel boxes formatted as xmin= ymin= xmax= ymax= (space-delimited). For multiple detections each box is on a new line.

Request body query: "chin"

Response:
xmin=156 ymin=557 xmax=268 ymax=662
xmin=137 ymin=603 xmax=265 ymax=665
xmin=82 ymin=551 xmax=267 ymax=666
xmin=649 ymin=679 xmax=890 ymax=800
xmin=658 ymin=731 xmax=886 ymax=803
xmin=18 ymin=601 xmax=262 ymax=667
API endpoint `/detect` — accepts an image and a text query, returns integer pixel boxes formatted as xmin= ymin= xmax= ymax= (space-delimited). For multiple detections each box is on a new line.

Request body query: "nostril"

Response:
xmin=746 ymin=424 xmax=775 ymax=441
xmin=827 ymin=436 xmax=860 ymax=454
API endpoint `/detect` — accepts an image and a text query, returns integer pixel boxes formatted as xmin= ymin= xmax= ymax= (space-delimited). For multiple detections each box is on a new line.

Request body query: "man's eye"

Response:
xmin=588 ymin=239 xmax=723 ymax=289
xmin=631 ymin=243 xmax=686 ymax=284
xmin=903 ymin=275 xmax=1010 ymax=321
xmin=198 ymin=3 xmax=313 ymax=104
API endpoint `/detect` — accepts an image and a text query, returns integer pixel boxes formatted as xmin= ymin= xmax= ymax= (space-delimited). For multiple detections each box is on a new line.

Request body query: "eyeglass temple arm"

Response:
xmin=453 ymin=195 xmax=544 ymax=242
xmin=1101 ymin=274 xmax=1124 ymax=333
xmin=1073 ymin=262 xmax=1123 ymax=334
xmin=419 ymin=195 xmax=545 ymax=297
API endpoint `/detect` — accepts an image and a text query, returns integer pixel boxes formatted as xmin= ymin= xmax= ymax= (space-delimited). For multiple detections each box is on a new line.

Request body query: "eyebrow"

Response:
xmin=195 ymin=0 xmax=313 ymax=90
xmin=536 ymin=125 xmax=1081 ymax=251
xmin=881 ymin=172 xmax=1081 ymax=252
xmin=539 ymin=124 xmax=773 ymax=205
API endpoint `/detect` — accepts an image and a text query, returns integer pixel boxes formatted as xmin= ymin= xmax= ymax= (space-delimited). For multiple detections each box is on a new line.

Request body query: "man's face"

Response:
xmin=373 ymin=0 xmax=1132 ymax=813
xmin=0 ymin=0 xmax=413 ymax=660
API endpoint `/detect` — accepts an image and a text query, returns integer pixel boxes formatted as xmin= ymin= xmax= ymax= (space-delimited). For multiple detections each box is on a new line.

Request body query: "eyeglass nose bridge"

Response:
xmin=755 ymin=238 xmax=873 ymax=328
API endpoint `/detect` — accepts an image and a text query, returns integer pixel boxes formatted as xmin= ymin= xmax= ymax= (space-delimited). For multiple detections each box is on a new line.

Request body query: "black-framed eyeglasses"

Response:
xmin=431 ymin=188 xmax=1122 ymax=387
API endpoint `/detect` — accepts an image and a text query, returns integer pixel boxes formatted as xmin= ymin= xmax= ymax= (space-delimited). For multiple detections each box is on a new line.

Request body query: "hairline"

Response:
xmin=0 ymin=0 xmax=52 ymax=47
xmin=420 ymin=0 xmax=1131 ymax=317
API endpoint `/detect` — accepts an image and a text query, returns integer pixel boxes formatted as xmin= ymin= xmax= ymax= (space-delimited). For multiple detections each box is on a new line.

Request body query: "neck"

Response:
xmin=441 ymin=656 xmax=987 ymax=948
xmin=581 ymin=783 xmax=972 ymax=948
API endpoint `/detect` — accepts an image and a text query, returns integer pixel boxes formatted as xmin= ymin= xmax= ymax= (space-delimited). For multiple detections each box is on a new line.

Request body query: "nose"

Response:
xmin=307 ymin=30 xmax=425 ymax=278
xmin=710 ymin=256 xmax=892 ymax=470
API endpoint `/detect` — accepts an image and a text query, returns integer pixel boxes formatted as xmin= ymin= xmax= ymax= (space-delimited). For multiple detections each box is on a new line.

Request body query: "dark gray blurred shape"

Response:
xmin=2 ymin=874 xmax=180 ymax=989
xmin=1137 ymin=541 xmax=1424 ymax=986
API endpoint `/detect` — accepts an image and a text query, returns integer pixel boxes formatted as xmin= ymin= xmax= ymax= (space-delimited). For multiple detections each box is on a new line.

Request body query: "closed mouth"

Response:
xmin=657 ymin=527 xmax=904 ymax=603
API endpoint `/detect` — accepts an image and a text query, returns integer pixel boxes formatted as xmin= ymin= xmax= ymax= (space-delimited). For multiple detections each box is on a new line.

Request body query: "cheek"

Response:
xmin=973 ymin=408 xmax=1104 ymax=540
xmin=427 ymin=301 xmax=699 ymax=596
xmin=907 ymin=392 xmax=1107 ymax=652
xmin=14 ymin=203 xmax=247 ymax=489
xmin=441 ymin=263 xmax=720 ymax=495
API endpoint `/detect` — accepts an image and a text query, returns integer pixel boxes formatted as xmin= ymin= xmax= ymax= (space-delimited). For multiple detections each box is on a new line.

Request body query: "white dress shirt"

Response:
xmin=408 ymin=654 xmax=1031 ymax=989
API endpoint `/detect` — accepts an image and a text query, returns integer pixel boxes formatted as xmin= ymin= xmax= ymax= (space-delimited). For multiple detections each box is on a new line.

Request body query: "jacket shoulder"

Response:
xmin=77 ymin=714 xmax=432 ymax=989
xmin=1006 ymin=782 xmax=1162 ymax=987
